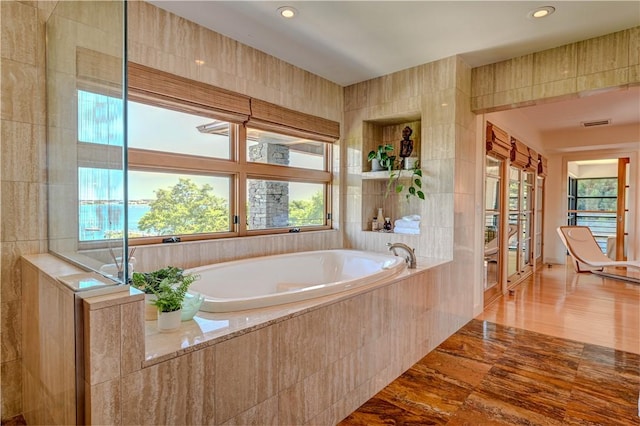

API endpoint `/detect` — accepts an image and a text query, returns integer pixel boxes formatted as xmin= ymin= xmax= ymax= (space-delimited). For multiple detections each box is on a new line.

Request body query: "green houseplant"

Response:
xmin=386 ymin=160 xmax=425 ymax=201
xmin=368 ymin=144 xmax=395 ymax=171
xmin=132 ymin=266 xmax=198 ymax=324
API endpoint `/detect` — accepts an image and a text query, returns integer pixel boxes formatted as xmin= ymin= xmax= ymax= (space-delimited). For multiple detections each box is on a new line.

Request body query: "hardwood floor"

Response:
xmin=339 ymin=263 xmax=640 ymax=425
xmin=480 ymin=263 xmax=640 ymax=354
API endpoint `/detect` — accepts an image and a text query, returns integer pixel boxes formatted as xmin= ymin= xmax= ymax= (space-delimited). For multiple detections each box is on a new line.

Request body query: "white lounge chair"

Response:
xmin=557 ymin=226 xmax=640 ymax=273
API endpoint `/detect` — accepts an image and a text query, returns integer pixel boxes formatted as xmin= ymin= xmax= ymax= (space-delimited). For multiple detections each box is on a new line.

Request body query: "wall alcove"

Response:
xmin=361 ymin=115 xmax=422 ymax=232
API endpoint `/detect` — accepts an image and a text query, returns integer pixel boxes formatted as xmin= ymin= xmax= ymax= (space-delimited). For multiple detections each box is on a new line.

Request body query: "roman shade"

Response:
xmin=485 ymin=122 xmax=510 ymax=158
xmin=248 ymin=99 xmax=340 ymax=143
xmin=527 ymin=146 xmax=539 ymax=172
xmin=538 ymin=154 xmax=548 ymax=177
xmin=510 ymin=137 xmax=529 ymax=169
xmin=128 ymin=62 xmax=252 ymax=124
xmin=76 ymin=47 xmax=123 ymax=88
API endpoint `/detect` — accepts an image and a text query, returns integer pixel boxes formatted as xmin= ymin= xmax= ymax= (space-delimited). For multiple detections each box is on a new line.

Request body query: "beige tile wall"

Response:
xmin=471 ymin=26 xmax=640 ymax=112
xmin=1 ymin=0 xmax=54 ymax=420
xmin=83 ymin=264 xmax=457 ymax=425
xmin=21 ymin=259 xmax=77 ymax=425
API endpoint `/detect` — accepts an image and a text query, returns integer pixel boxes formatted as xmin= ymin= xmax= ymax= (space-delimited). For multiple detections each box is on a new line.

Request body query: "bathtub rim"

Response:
xmin=187 ymin=249 xmax=407 ymax=313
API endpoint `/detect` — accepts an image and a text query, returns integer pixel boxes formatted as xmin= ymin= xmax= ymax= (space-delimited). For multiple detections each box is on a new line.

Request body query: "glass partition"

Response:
xmin=47 ymin=1 xmax=128 ymax=281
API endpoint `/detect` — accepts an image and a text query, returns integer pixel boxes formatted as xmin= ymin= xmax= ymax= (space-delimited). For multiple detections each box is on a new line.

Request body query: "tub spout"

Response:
xmin=386 ymin=242 xmax=417 ymax=269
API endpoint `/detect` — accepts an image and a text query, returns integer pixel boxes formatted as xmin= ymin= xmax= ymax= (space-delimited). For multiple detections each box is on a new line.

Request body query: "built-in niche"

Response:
xmin=361 ymin=115 xmax=422 ymax=232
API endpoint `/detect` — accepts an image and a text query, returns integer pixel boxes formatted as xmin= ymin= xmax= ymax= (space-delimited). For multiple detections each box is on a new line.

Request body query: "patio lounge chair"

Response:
xmin=557 ymin=226 xmax=640 ymax=273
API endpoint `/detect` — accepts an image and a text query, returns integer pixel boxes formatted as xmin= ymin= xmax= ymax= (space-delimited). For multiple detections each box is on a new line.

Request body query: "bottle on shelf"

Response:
xmin=371 ymin=217 xmax=379 ymax=231
xmin=383 ymin=217 xmax=392 ymax=231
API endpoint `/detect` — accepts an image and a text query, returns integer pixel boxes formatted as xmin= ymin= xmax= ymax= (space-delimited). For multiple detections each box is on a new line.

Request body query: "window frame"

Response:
xmin=126 ymin=85 xmax=333 ymax=246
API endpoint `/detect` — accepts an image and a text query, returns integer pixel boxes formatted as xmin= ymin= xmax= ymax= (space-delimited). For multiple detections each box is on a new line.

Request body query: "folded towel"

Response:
xmin=402 ymin=215 xmax=421 ymax=221
xmin=394 ymin=219 xmax=420 ymax=229
xmin=394 ymin=227 xmax=420 ymax=235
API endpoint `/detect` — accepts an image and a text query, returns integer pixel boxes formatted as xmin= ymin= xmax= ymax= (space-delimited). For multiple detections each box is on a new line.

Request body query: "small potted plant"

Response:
xmin=368 ymin=144 xmax=395 ymax=172
xmin=151 ymin=275 xmax=197 ymax=332
xmin=132 ymin=266 xmax=196 ymax=321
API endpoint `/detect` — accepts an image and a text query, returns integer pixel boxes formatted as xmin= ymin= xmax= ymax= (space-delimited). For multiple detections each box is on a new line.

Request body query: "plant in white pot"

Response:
xmin=150 ymin=273 xmax=198 ymax=332
xmin=132 ymin=266 xmax=189 ymax=321
xmin=367 ymin=144 xmax=395 ymax=172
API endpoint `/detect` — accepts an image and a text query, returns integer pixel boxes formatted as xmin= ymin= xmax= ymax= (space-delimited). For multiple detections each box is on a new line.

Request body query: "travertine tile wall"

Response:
xmin=83 ymin=265 xmax=456 ymax=425
xmin=1 ymin=0 xmax=55 ymax=419
xmin=21 ymin=258 xmax=78 ymax=425
xmin=471 ymin=26 xmax=640 ymax=112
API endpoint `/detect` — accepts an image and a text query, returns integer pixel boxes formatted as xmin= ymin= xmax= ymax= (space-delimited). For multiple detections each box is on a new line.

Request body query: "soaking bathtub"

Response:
xmin=188 ymin=249 xmax=407 ymax=312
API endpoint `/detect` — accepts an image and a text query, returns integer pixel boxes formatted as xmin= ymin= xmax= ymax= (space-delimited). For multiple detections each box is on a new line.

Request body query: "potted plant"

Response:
xmin=386 ymin=160 xmax=425 ymax=201
xmin=150 ymin=274 xmax=197 ymax=332
xmin=132 ymin=266 xmax=196 ymax=321
xmin=368 ymin=144 xmax=395 ymax=172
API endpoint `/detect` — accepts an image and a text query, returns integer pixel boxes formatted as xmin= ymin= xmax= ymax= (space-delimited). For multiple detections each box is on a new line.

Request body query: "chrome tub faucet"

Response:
xmin=387 ymin=242 xmax=417 ymax=269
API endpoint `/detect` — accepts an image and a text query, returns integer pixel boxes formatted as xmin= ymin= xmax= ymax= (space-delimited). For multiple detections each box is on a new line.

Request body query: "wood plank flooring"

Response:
xmin=339 ymin=263 xmax=640 ymax=425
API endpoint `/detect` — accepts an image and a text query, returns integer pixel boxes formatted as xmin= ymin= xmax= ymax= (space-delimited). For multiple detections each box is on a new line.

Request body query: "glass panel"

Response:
xmin=576 ymin=198 xmax=617 ymax=211
xmin=79 ymin=168 xmax=124 ymax=241
xmin=577 ymin=178 xmax=617 ymax=197
xmin=78 ymin=91 xmax=124 ymax=145
xmin=129 ymin=101 xmax=231 ymax=159
xmin=484 ymin=155 xmax=503 ymax=294
xmin=507 ymin=217 xmax=518 ymax=277
xmin=47 ymin=1 xmax=127 ymax=281
xmin=485 ymin=156 xmax=501 ymax=177
xmin=128 ymin=171 xmax=231 ymax=236
xmin=485 ymin=177 xmax=500 ymax=210
xmin=246 ymin=128 xmax=326 ymax=170
xmin=247 ymin=180 xmax=325 ymax=229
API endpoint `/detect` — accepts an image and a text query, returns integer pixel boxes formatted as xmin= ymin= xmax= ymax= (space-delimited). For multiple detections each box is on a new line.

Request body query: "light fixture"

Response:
xmin=194 ymin=59 xmax=205 ymax=66
xmin=528 ymin=6 xmax=555 ymax=19
xmin=277 ymin=6 xmax=297 ymax=19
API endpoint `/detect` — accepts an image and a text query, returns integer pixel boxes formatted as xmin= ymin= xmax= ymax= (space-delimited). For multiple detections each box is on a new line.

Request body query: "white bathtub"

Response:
xmin=188 ymin=249 xmax=406 ymax=312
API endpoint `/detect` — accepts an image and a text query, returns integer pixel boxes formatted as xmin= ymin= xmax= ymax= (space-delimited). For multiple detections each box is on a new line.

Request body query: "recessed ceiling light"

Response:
xmin=528 ymin=6 xmax=555 ymax=19
xmin=277 ymin=6 xmax=297 ymax=19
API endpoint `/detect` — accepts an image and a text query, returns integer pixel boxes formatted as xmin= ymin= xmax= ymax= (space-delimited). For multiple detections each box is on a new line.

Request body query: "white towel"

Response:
xmin=394 ymin=219 xmax=420 ymax=229
xmin=394 ymin=227 xmax=420 ymax=235
xmin=402 ymin=215 xmax=421 ymax=221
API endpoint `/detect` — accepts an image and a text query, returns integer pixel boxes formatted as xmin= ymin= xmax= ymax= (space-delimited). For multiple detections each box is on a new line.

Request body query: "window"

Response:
xmin=570 ymin=177 xmax=617 ymax=252
xmin=77 ymin=65 xmax=338 ymax=245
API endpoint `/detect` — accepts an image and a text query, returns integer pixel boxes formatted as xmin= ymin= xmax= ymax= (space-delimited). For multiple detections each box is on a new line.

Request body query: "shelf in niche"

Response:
xmin=362 ymin=170 xmax=415 ymax=180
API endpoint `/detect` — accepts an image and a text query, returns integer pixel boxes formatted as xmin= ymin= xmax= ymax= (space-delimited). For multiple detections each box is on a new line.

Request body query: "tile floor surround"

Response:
xmin=339 ymin=319 xmax=640 ymax=425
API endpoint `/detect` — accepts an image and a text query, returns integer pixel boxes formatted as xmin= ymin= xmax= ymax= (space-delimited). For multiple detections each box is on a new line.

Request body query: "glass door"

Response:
xmin=507 ymin=167 xmax=535 ymax=285
xmin=507 ymin=167 xmax=520 ymax=281
xmin=484 ymin=155 xmax=503 ymax=304
xmin=535 ymin=176 xmax=544 ymax=265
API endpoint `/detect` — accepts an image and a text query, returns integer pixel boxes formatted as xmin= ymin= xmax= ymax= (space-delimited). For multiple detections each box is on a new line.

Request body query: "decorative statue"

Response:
xmin=399 ymin=126 xmax=414 ymax=158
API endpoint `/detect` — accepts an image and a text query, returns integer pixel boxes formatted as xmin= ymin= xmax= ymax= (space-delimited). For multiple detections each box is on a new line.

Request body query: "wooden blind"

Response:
xmin=128 ymin=62 xmax=251 ymax=123
xmin=249 ymin=99 xmax=340 ymax=143
xmin=510 ymin=137 xmax=529 ymax=169
xmin=527 ymin=147 xmax=539 ymax=172
xmin=485 ymin=122 xmax=510 ymax=158
xmin=538 ymin=154 xmax=548 ymax=177
xmin=76 ymin=47 xmax=123 ymax=91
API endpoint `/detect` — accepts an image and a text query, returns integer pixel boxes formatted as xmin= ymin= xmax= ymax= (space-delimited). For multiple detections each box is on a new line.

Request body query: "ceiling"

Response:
xmin=149 ymin=1 xmax=640 ymax=139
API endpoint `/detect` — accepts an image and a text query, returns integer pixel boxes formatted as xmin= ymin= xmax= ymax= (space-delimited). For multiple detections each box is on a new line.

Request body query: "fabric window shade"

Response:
xmin=510 ymin=137 xmax=529 ymax=169
xmin=249 ymin=99 xmax=340 ymax=143
xmin=527 ymin=147 xmax=539 ymax=172
xmin=538 ymin=154 xmax=548 ymax=177
xmin=128 ymin=63 xmax=251 ymax=123
xmin=76 ymin=47 xmax=123 ymax=94
xmin=485 ymin=122 xmax=510 ymax=158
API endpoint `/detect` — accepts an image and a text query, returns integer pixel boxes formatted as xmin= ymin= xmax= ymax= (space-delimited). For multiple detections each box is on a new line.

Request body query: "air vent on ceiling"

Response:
xmin=581 ymin=119 xmax=611 ymax=128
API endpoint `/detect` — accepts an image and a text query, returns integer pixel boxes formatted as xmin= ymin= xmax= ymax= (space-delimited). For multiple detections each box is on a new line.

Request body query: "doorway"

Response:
xmin=567 ymin=157 xmax=630 ymax=260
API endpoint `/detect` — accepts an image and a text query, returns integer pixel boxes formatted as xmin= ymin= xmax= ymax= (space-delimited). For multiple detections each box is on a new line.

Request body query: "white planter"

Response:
xmin=403 ymin=157 xmax=418 ymax=170
xmin=157 ymin=309 xmax=182 ymax=332
xmin=370 ymin=159 xmax=384 ymax=172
